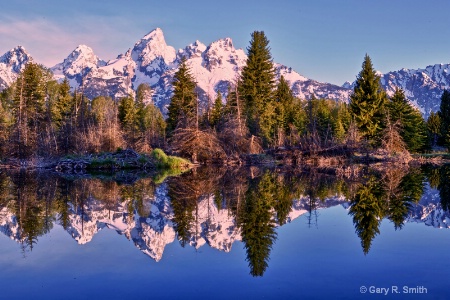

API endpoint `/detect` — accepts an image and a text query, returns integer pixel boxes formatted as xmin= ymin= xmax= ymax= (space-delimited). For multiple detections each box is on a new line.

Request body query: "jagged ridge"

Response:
xmin=0 ymin=28 xmax=449 ymax=117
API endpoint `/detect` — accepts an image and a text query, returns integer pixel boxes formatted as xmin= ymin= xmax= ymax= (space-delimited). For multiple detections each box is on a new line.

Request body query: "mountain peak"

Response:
xmin=74 ymin=44 xmax=94 ymax=54
xmin=0 ymin=45 xmax=33 ymax=89
xmin=12 ymin=45 xmax=26 ymax=52
xmin=50 ymin=44 xmax=106 ymax=84
xmin=1 ymin=45 xmax=30 ymax=62
xmin=132 ymin=27 xmax=176 ymax=67
xmin=0 ymin=45 xmax=32 ymax=69
xmin=142 ymin=27 xmax=165 ymax=41
xmin=210 ymin=37 xmax=234 ymax=49
xmin=179 ymin=40 xmax=206 ymax=59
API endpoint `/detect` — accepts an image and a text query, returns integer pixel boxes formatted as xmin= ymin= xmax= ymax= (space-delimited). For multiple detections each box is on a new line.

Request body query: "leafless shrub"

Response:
xmin=169 ymin=127 xmax=226 ymax=163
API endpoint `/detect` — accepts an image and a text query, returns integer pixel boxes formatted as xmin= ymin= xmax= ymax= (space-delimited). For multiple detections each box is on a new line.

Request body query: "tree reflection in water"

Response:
xmin=0 ymin=164 xmax=444 ymax=275
xmin=349 ymin=166 xmax=424 ymax=254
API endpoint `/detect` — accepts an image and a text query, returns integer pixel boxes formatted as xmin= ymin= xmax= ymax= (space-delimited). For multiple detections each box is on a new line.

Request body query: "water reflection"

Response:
xmin=0 ymin=165 xmax=449 ymax=276
xmin=349 ymin=167 xmax=425 ymax=254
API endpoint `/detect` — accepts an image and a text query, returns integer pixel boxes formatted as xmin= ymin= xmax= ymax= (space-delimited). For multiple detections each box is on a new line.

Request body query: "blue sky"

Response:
xmin=0 ymin=0 xmax=449 ymax=85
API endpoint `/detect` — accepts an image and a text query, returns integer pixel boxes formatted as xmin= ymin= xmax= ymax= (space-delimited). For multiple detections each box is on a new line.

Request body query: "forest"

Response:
xmin=0 ymin=31 xmax=449 ymax=166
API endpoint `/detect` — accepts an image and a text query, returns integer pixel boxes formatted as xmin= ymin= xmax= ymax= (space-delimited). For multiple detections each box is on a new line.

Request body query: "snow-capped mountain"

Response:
xmin=52 ymin=44 xmax=106 ymax=89
xmin=379 ymin=64 xmax=450 ymax=118
xmin=0 ymin=28 xmax=351 ymax=114
xmin=1 ymin=28 xmax=449 ymax=118
xmin=0 ymin=46 xmax=33 ymax=90
xmin=56 ymin=28 xmax=352 ymax=112
xmin=343 ymin=64 xmax=450 ymax=118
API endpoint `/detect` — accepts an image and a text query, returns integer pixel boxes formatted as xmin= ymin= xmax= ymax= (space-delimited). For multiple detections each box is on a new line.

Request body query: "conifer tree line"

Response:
xmin=0 ymin=63 xmax=166 ymax=159
xmin=0 ymin=31 xmax=448 ymax=162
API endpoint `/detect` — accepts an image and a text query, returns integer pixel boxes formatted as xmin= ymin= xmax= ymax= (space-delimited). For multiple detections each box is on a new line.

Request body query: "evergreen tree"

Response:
xmin=240 ymin=31 xmax=276 ymax=145
xmin=167 ymin=57 xmax=197 ymax=132
xmin=118 ymin=84 xmax=166 ymax=151
xmin=288 ymin=98 xmax=307 ymax=145
xmin=118 ymin=96 xmax=137 ymax=128
xmin=0 ymin=89 xmax=13 ymax=157
xmin=274 ymin=76 xmax=296 ymax=145
xmin=332 ymin=103 xmax=351 ymax=142
xmin=427 ymin=111 xmax=441 ymax=148
xmin=52 ymin=79 xmax=73 ymax=128
xmin=439 ymin=90 xmax=450 ymax=148
xmin=209 ymin=92 xmax=223 ymax=129
xmin=350 ymin=55 xmax=387 ymax=144
xmin=387 ymin=88 xmax=427 ymax=152
xmin=11 ymin=63 xmax=52 ymax=158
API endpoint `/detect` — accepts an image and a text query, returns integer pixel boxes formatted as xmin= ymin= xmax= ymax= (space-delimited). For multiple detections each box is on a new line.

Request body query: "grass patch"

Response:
xmin=151 ymin=148 xmax=191 ymax=170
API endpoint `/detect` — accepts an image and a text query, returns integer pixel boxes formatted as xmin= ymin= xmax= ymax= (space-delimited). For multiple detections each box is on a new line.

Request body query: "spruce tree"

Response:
xmin=427 ymin=112 xmax=441 ymax=147
xmin=350 ymin=55 xmax=387 ymax=143
xmin=53 ymin=79 xmax=73 ymax=128
xmin=240 ymin=31 xmax=276 ymax=145
xmin=439 ymin=90 xmax=450 ymax=147
xmin=209 ymin=92 xmax=223 ymax=129
xmin=274 ymin=76 xmax=295 ymax=144
xmin=118 ymin=96 xmax=137 ymax=132
xmin=387 ymin=88 xmax=427 ymax=152
xmin=167 ymin=57 xmax=197 ymax=132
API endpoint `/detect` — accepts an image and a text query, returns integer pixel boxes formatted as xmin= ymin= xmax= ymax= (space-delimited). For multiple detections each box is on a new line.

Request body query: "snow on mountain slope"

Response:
xmin=2 ymin=28 xmax=449 ymax=118
xmin=178 ymin=37 xmax=247 ymax=109
xmin=379 ymin=64 xmax=450 ymax=117
xmin=0 ymin=46 xmax=33 ymax=90
xmin=51 ymin=45 xmax=106 ymax=88
xmin=46 ymin=28 xmax=353 ymax=113
xmin=343 ymin=64 xmax=450 ymax=118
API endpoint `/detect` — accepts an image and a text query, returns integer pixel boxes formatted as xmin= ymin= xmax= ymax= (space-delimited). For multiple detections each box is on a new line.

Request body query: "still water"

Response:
xmin=0 ymin=165 xmax=449 ymax=299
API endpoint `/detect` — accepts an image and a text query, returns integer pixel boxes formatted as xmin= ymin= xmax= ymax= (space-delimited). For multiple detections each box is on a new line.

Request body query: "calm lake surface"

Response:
xmin=0 ymin=165 xmax=449 ymax=299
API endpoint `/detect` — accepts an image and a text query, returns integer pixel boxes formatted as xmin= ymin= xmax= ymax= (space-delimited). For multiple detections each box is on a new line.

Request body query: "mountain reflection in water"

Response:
xmin=0 ymin=165 xmax=449 ymax=276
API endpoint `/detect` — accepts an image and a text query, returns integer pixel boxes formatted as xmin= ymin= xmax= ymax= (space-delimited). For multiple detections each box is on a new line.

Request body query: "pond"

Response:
xmin=0 ymin=165 xmax=449 ymax=299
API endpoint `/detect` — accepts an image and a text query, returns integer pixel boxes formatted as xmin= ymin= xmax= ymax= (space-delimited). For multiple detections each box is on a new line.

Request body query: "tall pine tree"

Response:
xmin=438 ymin=90 xmax=450 ymax=148
xmin=167 ymin=57 xmax=197 ymax=132
xmin=350 ymin=55 xmax=387 ymax=144
xmin=239 ymin=31 xmax=276 ymax=145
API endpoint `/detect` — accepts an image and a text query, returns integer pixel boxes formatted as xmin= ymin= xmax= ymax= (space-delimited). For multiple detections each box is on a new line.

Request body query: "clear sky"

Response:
xmin=0 ymin=0 xmax=449 ymax=85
